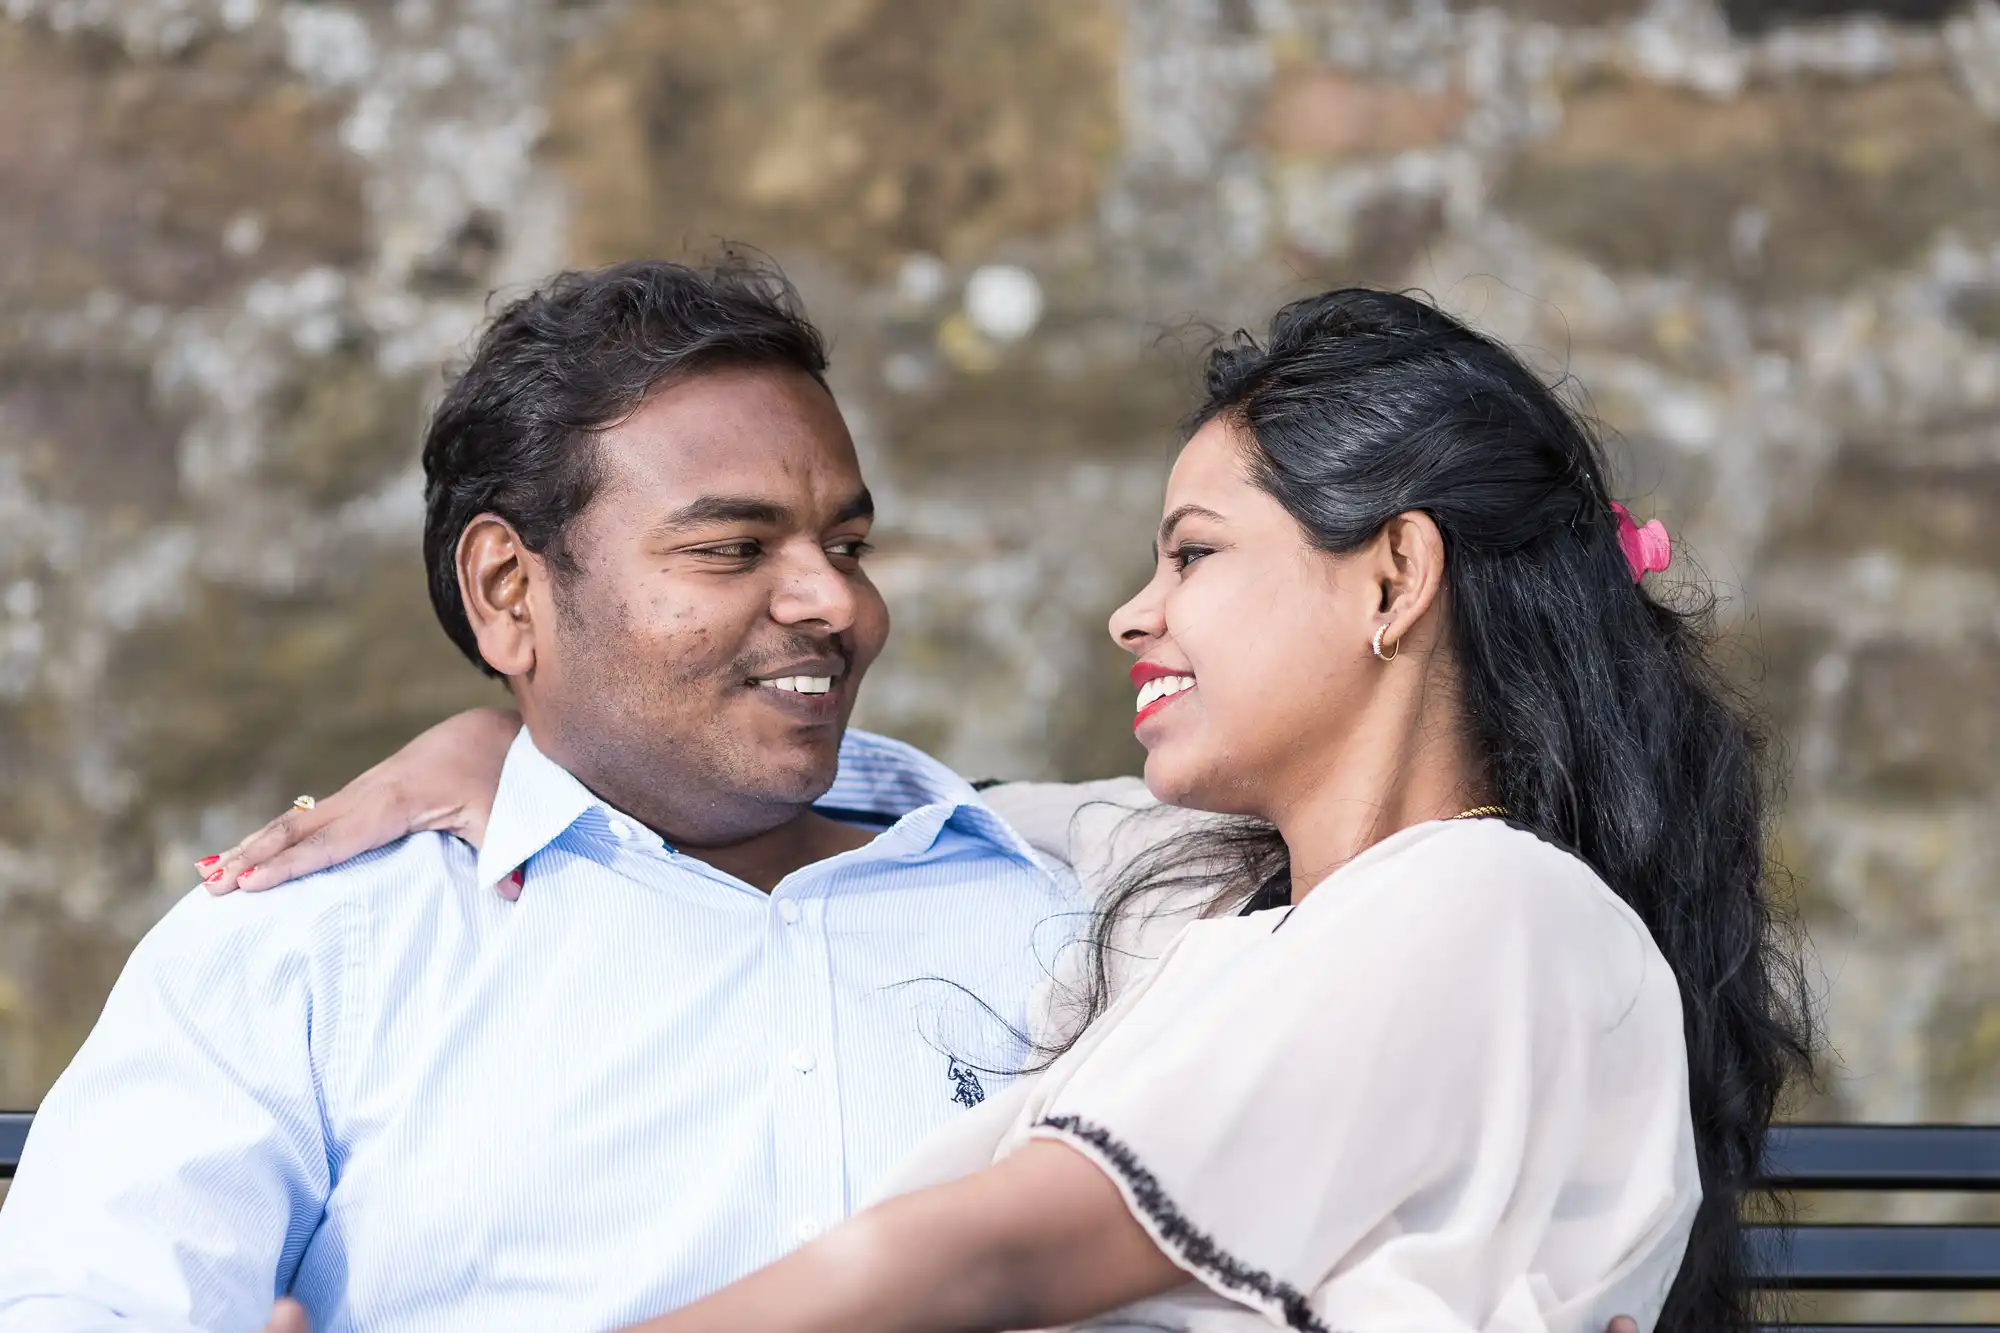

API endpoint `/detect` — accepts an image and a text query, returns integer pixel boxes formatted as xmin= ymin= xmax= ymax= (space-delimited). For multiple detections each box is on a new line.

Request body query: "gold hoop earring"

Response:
xmin=1372 ymin=623 xmax=1399 ymax=662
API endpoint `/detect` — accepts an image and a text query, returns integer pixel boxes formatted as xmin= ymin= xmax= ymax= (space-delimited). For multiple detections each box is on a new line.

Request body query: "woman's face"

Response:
xmin=1109 ymin=418 xmax=1385 ymax=815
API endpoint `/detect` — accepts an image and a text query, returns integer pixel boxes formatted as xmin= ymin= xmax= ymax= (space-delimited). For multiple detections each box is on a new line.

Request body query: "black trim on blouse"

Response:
xmin=1036 ymin=1114 xmax=1334 ymax=1333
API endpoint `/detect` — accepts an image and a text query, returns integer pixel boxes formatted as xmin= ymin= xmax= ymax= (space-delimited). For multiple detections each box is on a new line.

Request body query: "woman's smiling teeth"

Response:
xmin=760 ymin=676 xmax=834 ymax=696
xmin=1135 ymin=675 xmax=1195 ymax=712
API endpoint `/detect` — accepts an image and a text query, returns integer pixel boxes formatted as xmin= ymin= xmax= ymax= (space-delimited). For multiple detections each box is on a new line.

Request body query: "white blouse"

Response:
xmin=891 ymin=799 xmax=1701 ymax=1333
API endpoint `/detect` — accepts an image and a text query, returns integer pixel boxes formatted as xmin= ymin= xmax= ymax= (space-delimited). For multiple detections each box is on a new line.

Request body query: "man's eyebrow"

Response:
xmin=834 ymin=488 xmax=875 ymax=525
xmin=1157 ymin=503 xmax=1227 ymax=547
xmin=655 ymin=496 xmax=792 ymax=532
xmin=652 ymin=488 xmax=874 ymax=535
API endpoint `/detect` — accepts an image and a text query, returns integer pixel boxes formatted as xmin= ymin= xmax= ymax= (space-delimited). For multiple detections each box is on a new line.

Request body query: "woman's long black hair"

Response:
xmin=1056 ymin=288 xmax=1815 ymax=1332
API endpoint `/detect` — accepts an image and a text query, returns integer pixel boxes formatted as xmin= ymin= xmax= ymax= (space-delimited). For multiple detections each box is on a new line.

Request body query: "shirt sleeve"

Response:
xmin=0 ymin=890 xmax=342 ymax=1333
xmin=1028 ymin=828 xmax=1670 ymax=1333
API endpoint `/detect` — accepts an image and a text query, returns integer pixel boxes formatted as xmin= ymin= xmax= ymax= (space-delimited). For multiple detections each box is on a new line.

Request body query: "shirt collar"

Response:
xmin=475 ymin=728 xmax=603 ymax=893
xmin=815 ymin=728 xmax=1044 ymax=868
xmin=475 ymin=727 xmax=1045 ymax=892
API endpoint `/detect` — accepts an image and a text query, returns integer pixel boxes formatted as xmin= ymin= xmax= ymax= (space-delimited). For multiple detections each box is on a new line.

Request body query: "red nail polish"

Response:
xmin=197 ymin=855 xmax=221 ymax=867
xmin=509 ymin=867 xmax=524 ymax=886
xmin=205 ymin=868 xmax=226 ymax=884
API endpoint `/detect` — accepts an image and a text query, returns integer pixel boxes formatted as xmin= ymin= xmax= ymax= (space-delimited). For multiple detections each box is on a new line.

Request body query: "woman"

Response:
xmin=211 ymin=289 xmax=1810 ymax=1332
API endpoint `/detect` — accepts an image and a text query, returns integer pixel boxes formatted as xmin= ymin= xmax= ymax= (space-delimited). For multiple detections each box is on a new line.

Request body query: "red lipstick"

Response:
xmin=1129 ymin=661 xmax=1196 ymax=732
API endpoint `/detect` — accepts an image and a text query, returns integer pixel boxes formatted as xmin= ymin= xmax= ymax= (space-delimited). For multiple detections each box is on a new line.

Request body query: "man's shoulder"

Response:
xmin=146 ymin=831 xmax=477 ymax=957
xmin=286 ymin=828 xmax=479 ymax=899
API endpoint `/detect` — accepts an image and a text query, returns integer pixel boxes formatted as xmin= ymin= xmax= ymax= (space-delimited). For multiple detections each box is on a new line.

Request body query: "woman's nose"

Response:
xmin=1108 ymin=566 xmax=1167 ymax=652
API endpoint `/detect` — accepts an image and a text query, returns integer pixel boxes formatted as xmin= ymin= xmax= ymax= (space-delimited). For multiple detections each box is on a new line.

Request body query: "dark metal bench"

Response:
xmin=1752 ymin=1124 xmax=2000 ymax=1331
xmin=1 ymin=1112 xmax=23 ymax=1179
xmin=5 ymin=1112 xmax=1999 ymax=1326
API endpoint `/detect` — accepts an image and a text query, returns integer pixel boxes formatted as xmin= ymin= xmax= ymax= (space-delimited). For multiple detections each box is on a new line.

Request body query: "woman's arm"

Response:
xmin=202 ymin=707 xmax=523 ymax=895
xmin=627 ymin=1140 xmax=1184 ymax=1333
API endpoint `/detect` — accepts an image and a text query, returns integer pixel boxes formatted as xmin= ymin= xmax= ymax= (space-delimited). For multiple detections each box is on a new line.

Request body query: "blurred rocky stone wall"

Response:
xmin=2 ymin=0 xmax=1998 ymax=1299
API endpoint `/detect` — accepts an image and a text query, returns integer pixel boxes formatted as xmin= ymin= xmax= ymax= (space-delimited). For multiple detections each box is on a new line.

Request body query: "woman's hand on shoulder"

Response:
xmin=199 ymin=707 xmax=524 ymax=896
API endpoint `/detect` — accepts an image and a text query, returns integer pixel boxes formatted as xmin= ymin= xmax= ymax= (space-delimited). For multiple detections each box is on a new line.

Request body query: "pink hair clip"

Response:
xmin=1611 ymin=502 xmax=1672 ymax=583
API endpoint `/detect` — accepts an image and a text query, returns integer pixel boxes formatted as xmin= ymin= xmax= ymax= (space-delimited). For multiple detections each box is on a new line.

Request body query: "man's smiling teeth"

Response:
xmin=761 ymin=677 xmax=834 ymax=695
xmin=1135 ymin=675 xmax=1195 ymax=712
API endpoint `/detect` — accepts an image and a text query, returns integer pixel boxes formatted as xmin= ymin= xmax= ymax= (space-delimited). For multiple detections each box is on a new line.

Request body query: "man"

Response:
xmin=0 ymin=261 xmax=1080 ymax=1331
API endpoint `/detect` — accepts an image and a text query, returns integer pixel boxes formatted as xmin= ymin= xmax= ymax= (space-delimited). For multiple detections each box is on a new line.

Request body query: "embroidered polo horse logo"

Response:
xmin=947 ymin=1058 xmax=985 ymax=1108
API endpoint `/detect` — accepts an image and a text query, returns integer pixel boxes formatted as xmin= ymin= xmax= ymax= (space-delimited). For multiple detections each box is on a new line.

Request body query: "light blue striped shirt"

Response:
xmin=0 ymin=729 xmax=1086 ymax=1333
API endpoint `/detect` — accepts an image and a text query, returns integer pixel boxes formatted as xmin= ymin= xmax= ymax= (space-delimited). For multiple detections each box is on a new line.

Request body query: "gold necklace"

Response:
xmin=1452 ymin=805 xmax=1509 ymax=820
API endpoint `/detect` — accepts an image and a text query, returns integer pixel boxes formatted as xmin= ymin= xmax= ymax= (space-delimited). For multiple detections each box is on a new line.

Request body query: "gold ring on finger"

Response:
xmin=293 ymin=795 xmax=316 ymax=811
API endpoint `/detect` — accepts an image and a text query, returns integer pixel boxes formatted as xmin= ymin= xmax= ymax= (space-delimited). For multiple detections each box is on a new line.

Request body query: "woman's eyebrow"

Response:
xmin=1158 ymin=503 xmax=1227 ymax=547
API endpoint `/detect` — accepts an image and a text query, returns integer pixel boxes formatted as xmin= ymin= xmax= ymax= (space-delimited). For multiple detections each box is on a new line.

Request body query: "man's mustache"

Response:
xmin=735 ymin=634 xmax=854 ymax=681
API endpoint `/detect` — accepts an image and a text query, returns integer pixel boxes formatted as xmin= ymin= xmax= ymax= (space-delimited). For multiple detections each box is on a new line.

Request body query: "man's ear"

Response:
xmin=458 ymin=515 xmax=544 ymax=678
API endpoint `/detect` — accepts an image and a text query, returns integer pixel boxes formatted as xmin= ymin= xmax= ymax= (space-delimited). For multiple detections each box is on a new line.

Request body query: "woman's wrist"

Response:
xmin=464 ymin=706 xmax=525 ymax=745
xmin=430 ymin=707 xmax=522 ymax=843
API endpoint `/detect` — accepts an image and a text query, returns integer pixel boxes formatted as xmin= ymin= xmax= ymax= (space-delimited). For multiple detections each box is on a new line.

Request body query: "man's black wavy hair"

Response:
xmin=1055 ymin=287 xmax=1816 ymax=1332
xmin=420 ymin=257 xmax=829 ymax=676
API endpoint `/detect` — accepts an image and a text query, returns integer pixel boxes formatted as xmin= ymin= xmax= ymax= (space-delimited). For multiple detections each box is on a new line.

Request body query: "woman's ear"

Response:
xmin=1376 ymin=511 xmax=1447 ymax=646
xmin=458 ymin=515 xmax=542 ymax=678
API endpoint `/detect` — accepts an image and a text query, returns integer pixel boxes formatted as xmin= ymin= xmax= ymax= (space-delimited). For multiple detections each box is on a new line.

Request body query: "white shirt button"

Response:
xmin=778 ymin=899 xmax=801 ymax=925
xmin=789 ymin=1048 xmax=816 ymax=1073
xmin=795 ymin=1219 xmax=820 ymax=1243
xmin=607 ymin=818 xmax=633 ymax=842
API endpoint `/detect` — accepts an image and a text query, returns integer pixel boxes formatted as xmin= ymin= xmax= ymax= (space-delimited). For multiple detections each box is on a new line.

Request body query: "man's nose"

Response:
xmin=770 ymin=547 xmax=859 ymax=632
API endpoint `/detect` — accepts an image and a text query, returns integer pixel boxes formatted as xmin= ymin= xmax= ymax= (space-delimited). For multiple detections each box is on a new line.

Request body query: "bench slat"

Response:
xmin=1750 ymin=1225 xmax=2000 ymax=1289
xmin=0 ymin=1111 xmax=27 ymax=1178
xmin=1765 ymin=1126 xmax=2000 ymax=1191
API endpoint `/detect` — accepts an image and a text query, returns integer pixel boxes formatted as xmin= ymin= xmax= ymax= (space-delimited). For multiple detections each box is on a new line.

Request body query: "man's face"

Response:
xmin=517 ymin=365 xmax=889 ymax=844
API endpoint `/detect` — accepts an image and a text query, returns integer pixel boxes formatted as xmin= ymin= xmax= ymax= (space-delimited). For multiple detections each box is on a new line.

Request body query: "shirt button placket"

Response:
xmin=796 ymin=890 xmax=847 ymax=1245
xmin=771 ymin=890 xmax=841 ymax=1249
